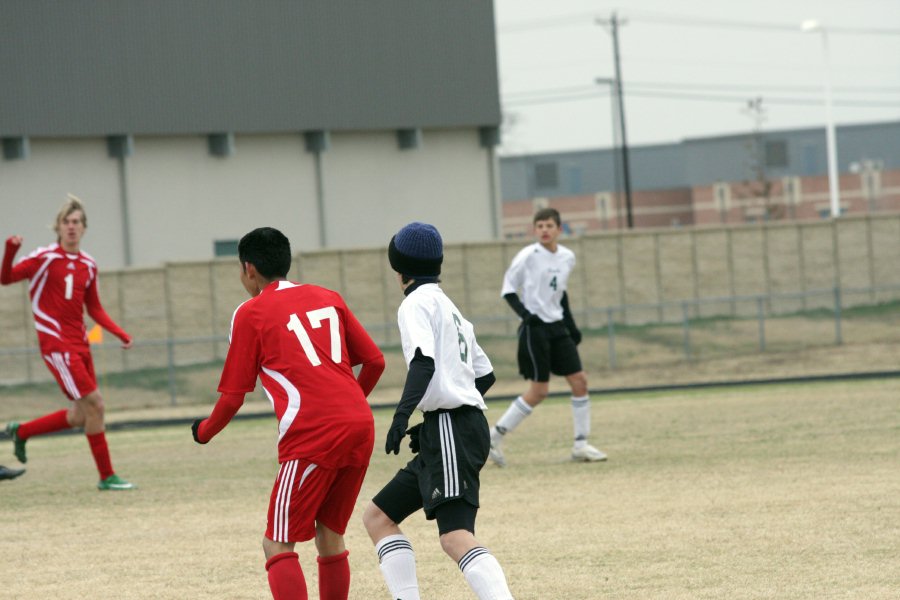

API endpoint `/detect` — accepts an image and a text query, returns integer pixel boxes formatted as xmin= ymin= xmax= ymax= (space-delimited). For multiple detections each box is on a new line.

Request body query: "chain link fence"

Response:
xmin=2 ymin=285 xmax=898 ymax=408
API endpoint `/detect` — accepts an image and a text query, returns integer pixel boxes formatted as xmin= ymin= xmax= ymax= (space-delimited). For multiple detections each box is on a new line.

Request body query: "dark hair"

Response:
xmin=238 ymin=227 xmax=291 ymax=279
xmin=533 ymin=207 xmax=561 ymax=226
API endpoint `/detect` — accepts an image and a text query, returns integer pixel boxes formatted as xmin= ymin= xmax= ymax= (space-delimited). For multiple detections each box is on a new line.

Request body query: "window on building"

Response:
xmin=566 ymin=166 xmax=582 ymax=194
xmin=765 ymin=140 xmax=788 ymax=168
xmin=214 ymin=239 xmax=239 ymax=257
xmin=534 ymin=162 xmax=559 ymax=189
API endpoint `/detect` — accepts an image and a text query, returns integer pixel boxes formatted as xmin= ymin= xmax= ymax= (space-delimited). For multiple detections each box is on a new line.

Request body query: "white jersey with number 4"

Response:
xmin=397 ymin=283 xmax=493 ymax=413
xmin=501 ymin=242 xmax=575 ymax=323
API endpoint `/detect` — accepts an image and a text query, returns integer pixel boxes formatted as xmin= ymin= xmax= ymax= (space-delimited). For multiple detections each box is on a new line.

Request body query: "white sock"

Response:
xmin=572 ymin=395 xmax=590 ymax=447
xmin=375 ymin=534 xmax=420 ymax=600
xmin=459 ymin=547 xmax=514 ymax=600
xmin=493 ymin=396 xmax=533 ymax=440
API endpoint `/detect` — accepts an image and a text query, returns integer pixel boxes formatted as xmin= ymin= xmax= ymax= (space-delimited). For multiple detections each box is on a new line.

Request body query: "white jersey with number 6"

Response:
xmin=397 ymin=283 xmax=493 ymax=413
xmin=501 ymin=242 xmax=575 ymax=323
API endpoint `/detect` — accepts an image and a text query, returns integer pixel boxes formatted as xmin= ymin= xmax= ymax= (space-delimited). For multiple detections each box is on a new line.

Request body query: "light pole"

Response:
xmin=802 ymin=19 xmax=841 ymax=218
xmin=596 ymin=13 xmax=634 ymax=228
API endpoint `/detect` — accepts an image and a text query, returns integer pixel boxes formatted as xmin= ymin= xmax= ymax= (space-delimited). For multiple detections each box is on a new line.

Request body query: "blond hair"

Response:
xmin=54 ymin=194 xmax=87 ymax=236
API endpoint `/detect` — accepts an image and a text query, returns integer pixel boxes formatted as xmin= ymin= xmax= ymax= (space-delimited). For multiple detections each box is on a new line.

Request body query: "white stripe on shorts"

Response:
xmin=274 ymin=460 xmax=298 ymax=542
xmin=46 ymin=352 xmax=81 ymax=399
xmin=439 ymin=413 xmax=460 ymax=498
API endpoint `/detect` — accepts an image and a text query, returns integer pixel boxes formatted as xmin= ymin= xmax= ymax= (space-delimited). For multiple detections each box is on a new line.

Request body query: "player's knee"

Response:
xmin=262 ymin=536 xmax=293 ymax=560
xmin=438 ymin=529 xmax=476 ymax=561
xmin=68 ymin=411 xmax=85 ymax=427
xmin=83 ymin=394 xmax=105 ymax=416
xmin=525 ymin=389 xmax=548 ymax=405
xmin=362 ymin=501 xmax=391 ymax=534
xmin=569 ymin=372 xmax=588 ymax=395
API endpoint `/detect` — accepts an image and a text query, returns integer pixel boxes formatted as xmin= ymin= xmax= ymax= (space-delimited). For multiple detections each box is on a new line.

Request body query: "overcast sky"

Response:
xmin=493 ymin=0 xmax=900 ymax=156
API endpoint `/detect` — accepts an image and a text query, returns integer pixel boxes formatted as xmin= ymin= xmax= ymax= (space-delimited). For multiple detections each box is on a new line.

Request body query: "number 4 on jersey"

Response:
xmin=286 ymin=307 xmax=341 ymax=366
xmin=549 ymin=276 xmax=557 ymax=291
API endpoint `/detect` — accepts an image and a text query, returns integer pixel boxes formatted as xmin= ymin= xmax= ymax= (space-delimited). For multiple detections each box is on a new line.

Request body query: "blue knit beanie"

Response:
xmin=388 ymin=222 xmax=443 ymax=277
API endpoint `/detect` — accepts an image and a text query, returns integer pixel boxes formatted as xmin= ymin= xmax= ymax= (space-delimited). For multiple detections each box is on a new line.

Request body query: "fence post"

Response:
xmin=166 ymin=338 xmax=177 ymax=407
xmin=833 ymin=286 xmax=843 ymax=346
xmin=757 ymin=296 xmax=766 ymax=352
xmin=682 ymin=301 xmax=692 ymax=360
xmin=162 ymin=266 xmax=178 ymax=406
xmin=606 ymin=307 xmax=617 ymax=370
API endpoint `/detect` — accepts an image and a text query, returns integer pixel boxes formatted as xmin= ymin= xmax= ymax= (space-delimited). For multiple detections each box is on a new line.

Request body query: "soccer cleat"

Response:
xmin=571 ymin=443 xmax=607 ymax=462
xmin=488 ymin=440 xmax=507 ymax=468
xmin=97 ymin=474 xmax=136 ymax=491
xmin=0 ymin=464 xmax=26 ymax=480
xmin=6 ymin=422 xmax=27 ymax=464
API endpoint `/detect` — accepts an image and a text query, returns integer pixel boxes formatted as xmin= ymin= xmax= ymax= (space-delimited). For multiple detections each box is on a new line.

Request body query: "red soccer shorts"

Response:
xmin=42 ymin=349 xmax=97 ymax=401
xmin=266 ymin=459 xmax=368 ymax=544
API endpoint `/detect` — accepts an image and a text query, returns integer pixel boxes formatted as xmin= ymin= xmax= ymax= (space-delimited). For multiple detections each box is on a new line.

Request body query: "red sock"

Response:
xmin=317 ymin=550 xmax=350 ymax=600
xmin=86 ymin=432 xmax=114 ymax=480
xmin=18 ymin=409 xmax=70 ymax=440
xmin=265 ymin=552 xmax=307 ymax=600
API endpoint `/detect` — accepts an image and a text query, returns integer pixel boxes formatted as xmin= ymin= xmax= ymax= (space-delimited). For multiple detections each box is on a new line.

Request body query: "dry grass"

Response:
xmin=2 ymin=378 xmax=899 ymax=599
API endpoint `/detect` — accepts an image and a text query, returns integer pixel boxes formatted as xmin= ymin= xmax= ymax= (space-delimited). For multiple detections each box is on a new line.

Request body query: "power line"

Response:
xmin=503 ymin=81 xmax=900 ymax=99
xmin=624 ymin=89 xmax=900 ymax=108
xmin=627 ymin=10 xmax=900 ymax=35
xmin=497 ymin=12 xmax=596 ymax=33
xmin=502 ymin=87 xmax=900 ymax=108
xmin=620 ymin=54 xmax=900 ymax=74
xmin=618 ymin=81 xmax=900 ymax=95
xmin=497 ymin=10 xmax=900 ymax=36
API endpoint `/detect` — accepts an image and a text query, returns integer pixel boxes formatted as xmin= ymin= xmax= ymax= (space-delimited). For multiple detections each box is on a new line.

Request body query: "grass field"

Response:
xmin=2 ymin=378 xmax=899 ymax=599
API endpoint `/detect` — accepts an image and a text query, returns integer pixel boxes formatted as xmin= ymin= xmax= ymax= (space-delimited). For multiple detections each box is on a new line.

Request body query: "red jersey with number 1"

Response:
xmin=218 ymin=280 xmax=380 ymax=467
xmin=1 ymin=243 xmax=128 ymax=352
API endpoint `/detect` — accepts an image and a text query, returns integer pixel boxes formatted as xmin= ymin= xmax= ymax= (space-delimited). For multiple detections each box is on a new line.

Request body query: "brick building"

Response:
xmin=500 ymin=120 xmax=900 ymax=237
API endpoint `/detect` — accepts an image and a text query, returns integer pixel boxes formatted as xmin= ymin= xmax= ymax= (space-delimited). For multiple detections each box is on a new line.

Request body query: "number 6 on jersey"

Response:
xmin=286 ymin=306 xmax=341 ymax=366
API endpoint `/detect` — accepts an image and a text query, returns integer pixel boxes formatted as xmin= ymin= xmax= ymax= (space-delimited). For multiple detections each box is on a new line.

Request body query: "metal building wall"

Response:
xmin=0 ymin=0 xmax=500 ymax=136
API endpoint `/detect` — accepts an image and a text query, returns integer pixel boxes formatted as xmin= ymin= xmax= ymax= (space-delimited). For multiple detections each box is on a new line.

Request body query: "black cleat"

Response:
xmin=6 ymin=422 xmax=27 ymax=464
xmin=0 ymin=464 xmax=26 ymax=480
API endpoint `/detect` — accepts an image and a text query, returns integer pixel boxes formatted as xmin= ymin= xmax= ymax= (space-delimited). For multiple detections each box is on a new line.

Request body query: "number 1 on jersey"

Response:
xmin=286 ymin=307 xmax=342 ymax=366
xmin=64 ymin=273 xmax=74 ymax=300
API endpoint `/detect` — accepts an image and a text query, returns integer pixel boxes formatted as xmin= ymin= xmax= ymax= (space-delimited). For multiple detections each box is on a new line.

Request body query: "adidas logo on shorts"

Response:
xmin=431 ymin=488 xmax=442 ymax=500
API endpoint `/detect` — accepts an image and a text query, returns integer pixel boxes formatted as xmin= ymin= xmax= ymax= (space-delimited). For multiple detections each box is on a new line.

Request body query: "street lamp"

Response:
xmin=801 ymin=19 xmax=841 ymax=218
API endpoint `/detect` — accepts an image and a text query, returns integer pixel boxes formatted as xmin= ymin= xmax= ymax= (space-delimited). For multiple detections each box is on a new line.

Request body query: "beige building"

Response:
xmin=0 ymin=1 xmax=502 ymax=268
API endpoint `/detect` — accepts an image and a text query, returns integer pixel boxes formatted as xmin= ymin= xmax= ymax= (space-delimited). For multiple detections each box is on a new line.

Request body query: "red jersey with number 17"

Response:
xmin=218 ymin=280 xmax=380 ymax=467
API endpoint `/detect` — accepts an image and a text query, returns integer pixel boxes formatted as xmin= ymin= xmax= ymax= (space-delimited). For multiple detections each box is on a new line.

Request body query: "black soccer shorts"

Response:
xmin=517 ymin=319 xmax=583 ymax=382
xmin=372 ymin=405 xmax=490 ymax=533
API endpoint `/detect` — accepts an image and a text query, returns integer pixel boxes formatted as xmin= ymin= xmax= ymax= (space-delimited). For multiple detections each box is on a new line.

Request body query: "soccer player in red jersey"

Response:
xmin=191 ymin=227 xmax=385 ymax=600
xmin=2 ymin=195 xmax=135 ymax=490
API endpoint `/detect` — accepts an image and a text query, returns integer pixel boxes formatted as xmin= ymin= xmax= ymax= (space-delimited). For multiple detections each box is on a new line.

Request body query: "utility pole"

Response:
xmin=598 ymin=12 xmax=634 ymax=228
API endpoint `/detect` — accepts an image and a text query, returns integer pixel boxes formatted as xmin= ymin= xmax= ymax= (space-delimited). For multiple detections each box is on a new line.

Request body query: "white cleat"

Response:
xmin=489 ymin=441 xmax=507 ymax=468
xmin=572 ymin=444 xmax=607 ymax=462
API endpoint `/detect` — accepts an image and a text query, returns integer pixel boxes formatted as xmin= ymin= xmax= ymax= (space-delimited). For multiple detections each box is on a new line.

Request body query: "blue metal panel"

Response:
xmin=501 ymin=120 xmax=900 ymax=201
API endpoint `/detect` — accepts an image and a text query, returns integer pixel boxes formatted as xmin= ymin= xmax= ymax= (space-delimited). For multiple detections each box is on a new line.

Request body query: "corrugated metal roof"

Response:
xmin=0 ymin=0 xmax=501 ymax=136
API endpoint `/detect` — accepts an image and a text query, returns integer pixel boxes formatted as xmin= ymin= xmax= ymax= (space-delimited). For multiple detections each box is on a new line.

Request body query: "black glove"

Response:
xmin=523 ymin=312 xmax=543 ymax=326
xmin=569 ymin=326 xmax=582 ymax=345
xmin=385 ymin=413 xmax=409 ymax=455
xmin=406 ymin=423 xmax=422 ymax=454
xmin=191 ymin=419 xmax=207 ymax=444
